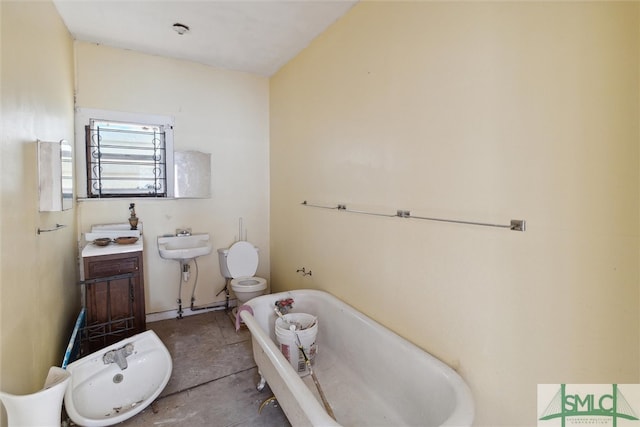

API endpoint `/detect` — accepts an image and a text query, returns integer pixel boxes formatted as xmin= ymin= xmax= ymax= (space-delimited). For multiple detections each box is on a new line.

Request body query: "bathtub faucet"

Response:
xmin=275 ymin=298 xmax=295 ymax=314
xmin=103 ymin=343 xmax=134 ymax=370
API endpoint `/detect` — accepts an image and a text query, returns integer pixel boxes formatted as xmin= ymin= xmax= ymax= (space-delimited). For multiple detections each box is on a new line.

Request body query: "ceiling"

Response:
xmin=52 ymin=0 xmax=358 ymax=77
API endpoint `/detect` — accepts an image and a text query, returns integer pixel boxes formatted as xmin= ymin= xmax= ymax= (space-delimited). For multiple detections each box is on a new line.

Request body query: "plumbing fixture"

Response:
xmin=259 ymin=396 xmax=278 ymax=413
xmin=215 ymin=277 xmax=231 ymax=311
xmin=176 ymin=265 xmax=185 ymax=319
xmin=157 ymin=233 xmax=213 ymax=318
xmin=189 ymin=257 xmax=224 ymax=313
xmin=296 ymin=267 xmax=312 ymax=277
xmin=218 ymin=241 xmax=267 ymax=307
xmin=182 ymin=261 xmax=190 ymax=282
xmin=275 ymin=298 xmax=294 ymax=314
xmin=237 ymin=217 xmax=247 ymax=241
xmin=65 ymin=331 xmax=172 ymax=427
xmin=176 ymin=228 xmax=191 ymax=236
xmin=158 ymin=233 xmax=211 ymax=261
xmin=176 ymin=293 xmax=183 ymax=318
xmin=103 ymin=343 xmax=134 ymax=370
xmin=175 ymin=257 xmax=227 ymax=318
xmin=172 ymin=23 xmax=190 ymax=36
xmin=0 ymin=367 xmax=70 ymax=427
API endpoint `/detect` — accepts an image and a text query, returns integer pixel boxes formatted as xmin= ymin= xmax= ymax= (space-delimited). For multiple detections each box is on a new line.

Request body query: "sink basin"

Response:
xmin=157 ymin=234 xmax=212 ymax=261
xmin=64 ymin=330 xmax=172 ymax=427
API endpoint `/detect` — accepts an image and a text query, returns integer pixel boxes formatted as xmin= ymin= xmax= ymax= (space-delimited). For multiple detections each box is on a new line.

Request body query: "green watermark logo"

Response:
xmin=538 ymin=384 xmax=640 ymax=427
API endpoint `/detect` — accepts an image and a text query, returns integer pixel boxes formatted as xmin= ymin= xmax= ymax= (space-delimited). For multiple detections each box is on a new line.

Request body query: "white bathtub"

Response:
xmin=241 ymin=289 xmax=474 ymax=427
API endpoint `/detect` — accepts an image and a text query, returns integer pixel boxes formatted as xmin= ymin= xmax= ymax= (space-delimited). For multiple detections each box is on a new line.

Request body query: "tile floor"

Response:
xmin=117 ymin=310 xmax=291 ymax=427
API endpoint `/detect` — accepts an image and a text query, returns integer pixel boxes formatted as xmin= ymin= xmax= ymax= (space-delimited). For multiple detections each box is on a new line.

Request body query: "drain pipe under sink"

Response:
xmin=175 ymin=258 xmax=228 ymax=319
xmin=189 ymin=258 xmax=226 ymax=313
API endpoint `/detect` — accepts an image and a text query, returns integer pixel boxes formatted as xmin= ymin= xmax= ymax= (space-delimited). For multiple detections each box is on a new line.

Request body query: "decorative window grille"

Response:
xmin=86 ymin=119 xmax=167 ymax=198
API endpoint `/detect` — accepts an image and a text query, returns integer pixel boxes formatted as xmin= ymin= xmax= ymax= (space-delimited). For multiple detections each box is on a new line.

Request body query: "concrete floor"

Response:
xmin=117 ymin=310 xmax=291 ymax=427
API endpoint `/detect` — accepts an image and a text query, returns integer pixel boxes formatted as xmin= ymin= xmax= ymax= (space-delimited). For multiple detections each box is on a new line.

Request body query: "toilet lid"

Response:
xmin=226 ymin=241 xmax=258 ymax=278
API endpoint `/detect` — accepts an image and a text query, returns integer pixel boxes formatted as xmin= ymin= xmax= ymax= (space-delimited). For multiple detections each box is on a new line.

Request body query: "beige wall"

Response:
xmin=270 ymin=2 xmax=639 ymax=425
xmin=74 ymin=43 xmax=270 ymax=314
xmin=0 ymin=0 xmax=78 ymax=414
xmin=1 ymin=1 xmax=638 ymax=425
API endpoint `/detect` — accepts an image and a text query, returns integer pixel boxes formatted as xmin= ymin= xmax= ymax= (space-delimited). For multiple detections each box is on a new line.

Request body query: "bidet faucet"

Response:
xmin=103 ymin=343 xmax=134 ymax=370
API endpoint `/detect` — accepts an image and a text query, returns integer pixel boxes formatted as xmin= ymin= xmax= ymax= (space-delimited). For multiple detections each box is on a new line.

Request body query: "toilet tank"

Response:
xmin=217 ymin=248 xmax=232 ymax=279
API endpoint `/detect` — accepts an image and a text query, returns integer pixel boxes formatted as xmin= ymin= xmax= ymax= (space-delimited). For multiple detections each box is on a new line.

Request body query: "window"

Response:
xmin=77 ymin=109 xmax=174 ymax=199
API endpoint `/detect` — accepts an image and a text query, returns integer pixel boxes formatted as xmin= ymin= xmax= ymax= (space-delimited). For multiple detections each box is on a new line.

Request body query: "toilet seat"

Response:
xmin=231 ymin=276 xmax=267 ymax=291
xmin=226 ymin=241 xmax=266 ymax=291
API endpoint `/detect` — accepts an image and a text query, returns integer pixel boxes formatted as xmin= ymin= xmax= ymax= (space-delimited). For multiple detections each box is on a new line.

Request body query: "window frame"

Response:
xmin=75 ymin=108 xmax=175 ymax=199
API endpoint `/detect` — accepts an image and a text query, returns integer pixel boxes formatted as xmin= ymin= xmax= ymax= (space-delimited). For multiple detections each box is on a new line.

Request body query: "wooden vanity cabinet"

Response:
xmin=82 ymin=250 xmax=146 ymax=353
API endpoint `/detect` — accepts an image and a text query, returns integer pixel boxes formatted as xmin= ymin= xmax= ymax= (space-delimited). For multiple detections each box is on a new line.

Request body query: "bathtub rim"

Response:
xmin=241 ymin=298 xmax=341 ymax=426
xmin=243 ymin=289 xmax=474 ymax=426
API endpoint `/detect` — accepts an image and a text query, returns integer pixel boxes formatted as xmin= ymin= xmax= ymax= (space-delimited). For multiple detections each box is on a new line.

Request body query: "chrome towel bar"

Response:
xmin=301 ymin=201 xmax=525 ymax=232
xmin=37 ymin=223 xmax=67 ymax=234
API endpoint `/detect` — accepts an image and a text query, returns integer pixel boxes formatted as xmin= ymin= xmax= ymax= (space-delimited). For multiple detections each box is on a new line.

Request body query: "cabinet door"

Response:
xmin=85 ymin=275 xmax=135 ymax=329
xmin=83 ymin=251 xmax=145 ymax=352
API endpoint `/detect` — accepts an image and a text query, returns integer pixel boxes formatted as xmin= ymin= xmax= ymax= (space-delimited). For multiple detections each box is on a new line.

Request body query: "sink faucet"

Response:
xmin=176 ymin=228 xmax=191 ymax=236
xmin=103 ymin=343 xmax=134 ymax=370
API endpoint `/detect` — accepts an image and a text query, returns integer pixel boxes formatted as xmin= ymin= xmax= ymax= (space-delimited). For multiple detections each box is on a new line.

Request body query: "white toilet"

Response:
xmin=218 ymin=241 xmax=267 ymax=305
xmin=0 ymin=366 xmax=70 ymax=427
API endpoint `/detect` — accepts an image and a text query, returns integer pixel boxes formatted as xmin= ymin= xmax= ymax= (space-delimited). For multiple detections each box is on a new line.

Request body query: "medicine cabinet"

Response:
xmin=174 ymin=150 xmax=211 ymax=198
xmin=38 ymin=139 xmax=73 ymax=211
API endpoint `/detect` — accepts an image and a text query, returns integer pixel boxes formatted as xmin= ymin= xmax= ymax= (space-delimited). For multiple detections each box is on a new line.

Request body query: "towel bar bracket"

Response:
xmin=510 ymin=219 xmax=526 ymax=232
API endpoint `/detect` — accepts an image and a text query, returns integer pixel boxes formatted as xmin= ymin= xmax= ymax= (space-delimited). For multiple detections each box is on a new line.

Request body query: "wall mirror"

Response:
xmin=38 ymin=139 xmax=74 ymax=211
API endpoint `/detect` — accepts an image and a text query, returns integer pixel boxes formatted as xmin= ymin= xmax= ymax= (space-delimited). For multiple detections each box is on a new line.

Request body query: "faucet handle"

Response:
xmin=124 ymin=343 xmax=134 ymax=356
xmin=102 ymin=351 xmax=115 ymax=364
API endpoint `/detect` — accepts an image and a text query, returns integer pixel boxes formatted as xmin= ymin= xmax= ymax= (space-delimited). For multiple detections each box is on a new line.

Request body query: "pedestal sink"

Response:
xmin=157 ymin=234 xmax=212 ymax=262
